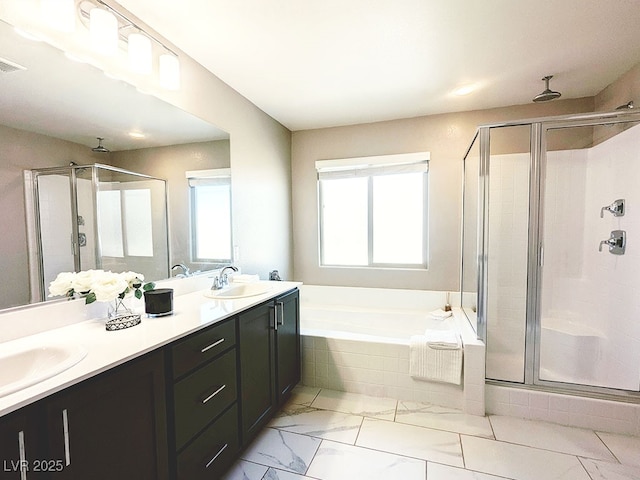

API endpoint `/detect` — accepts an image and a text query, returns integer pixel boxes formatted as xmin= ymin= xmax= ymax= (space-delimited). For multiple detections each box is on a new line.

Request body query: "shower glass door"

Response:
xmin=537 ymin=119 xmax=640 ymax=391
xmin=35 ymin=171 xmax=76 ymax=294
xmin=484 ymin=125 xmax=531 ymax=383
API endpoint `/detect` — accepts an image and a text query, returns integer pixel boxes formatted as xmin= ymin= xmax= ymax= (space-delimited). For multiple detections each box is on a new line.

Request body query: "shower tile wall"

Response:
xmin=542 ymin=123 xmax=640 ymax=390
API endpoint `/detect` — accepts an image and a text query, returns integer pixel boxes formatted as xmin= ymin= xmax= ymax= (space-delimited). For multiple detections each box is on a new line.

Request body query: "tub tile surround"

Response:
xmin=300 ymin=285 xmax=485 ymax=415
xmin=223 ymin=386 xmax=640 ymax=480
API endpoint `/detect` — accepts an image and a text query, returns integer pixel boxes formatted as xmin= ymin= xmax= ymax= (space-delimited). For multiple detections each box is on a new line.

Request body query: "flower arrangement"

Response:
xmin=49 ymin=269 xmax=155 ymax=304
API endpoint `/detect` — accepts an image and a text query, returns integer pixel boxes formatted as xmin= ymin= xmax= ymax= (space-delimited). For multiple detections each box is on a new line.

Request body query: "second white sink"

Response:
xmin=204 ymin=282 xmax=272 ymax=299
xmin=0 ymin=344 xmax=88 ymax=398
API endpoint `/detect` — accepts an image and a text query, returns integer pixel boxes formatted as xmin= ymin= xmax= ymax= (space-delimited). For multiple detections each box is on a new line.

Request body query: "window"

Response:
xmin=317 ymin=152 xmax=429 ymax=268
xmin=187 ymin=169 xmax=232 ymax=263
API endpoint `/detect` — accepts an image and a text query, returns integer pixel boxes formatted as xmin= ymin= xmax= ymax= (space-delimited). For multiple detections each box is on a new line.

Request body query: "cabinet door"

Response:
xmin=45 ymin=351 xmax=169 ymax=480
xmin=0 ymin=409 xmax=47 ymax=480
xmin=275 ymin=289 xmax=300 ymax=405
xmin=238 ymin=302 xmax=276 ymax=445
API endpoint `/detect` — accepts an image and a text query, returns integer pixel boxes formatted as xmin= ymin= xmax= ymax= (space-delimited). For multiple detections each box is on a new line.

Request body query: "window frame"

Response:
xmin=316 ymin=153 xmax=429 ymax=270
xmin=187 ymin=169 xmax=233 ymax=264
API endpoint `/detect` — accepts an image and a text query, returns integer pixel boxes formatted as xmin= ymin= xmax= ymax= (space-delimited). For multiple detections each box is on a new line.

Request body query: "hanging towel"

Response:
xmin=409 ymin=333 xmax=463 ymax=385
xmin=429 ymin=309 xmax=452 ymax=320
xmin=424 ymin=329 xmax=461 ymax=350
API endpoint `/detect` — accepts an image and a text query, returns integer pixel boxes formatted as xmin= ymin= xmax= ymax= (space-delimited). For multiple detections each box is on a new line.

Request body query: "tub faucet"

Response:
xmin=212 ymin=265 xmax=238 ymax=290
xmin=171 ymin=263 xmax=191 ymax=278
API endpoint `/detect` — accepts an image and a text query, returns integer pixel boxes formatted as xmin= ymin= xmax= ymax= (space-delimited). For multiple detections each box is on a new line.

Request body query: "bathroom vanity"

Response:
xmin=0 ymin=282 xmax=300 ymax=479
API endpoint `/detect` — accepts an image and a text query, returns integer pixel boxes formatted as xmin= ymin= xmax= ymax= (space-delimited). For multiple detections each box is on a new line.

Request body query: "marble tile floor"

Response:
xmin=223 ymin=386 xmax=640 ymax=480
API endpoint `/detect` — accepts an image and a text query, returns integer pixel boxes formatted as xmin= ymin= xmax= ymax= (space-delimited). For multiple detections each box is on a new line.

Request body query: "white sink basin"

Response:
xmin=204 ymin=283 xmax=272 ymax=299
xmin=0 ymin=344 xmax=88 ymax=398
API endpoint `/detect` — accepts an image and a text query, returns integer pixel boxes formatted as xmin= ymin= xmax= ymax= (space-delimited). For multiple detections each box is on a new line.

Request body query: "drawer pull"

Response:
xmin=202 ymin=384 xmax=226 ymax=404
xmin=62 ymin=409 xmax=71 ymax=466
xmin=200 ymin=338 xmax=224 ymax=353
xmin=205 ymin=443 xmax=228 ymax=469
xmin=18 ymin=431 xmax=26 ymax=480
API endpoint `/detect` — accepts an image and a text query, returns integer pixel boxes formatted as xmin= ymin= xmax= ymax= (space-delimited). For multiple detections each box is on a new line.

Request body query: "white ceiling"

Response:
xmin=117 ymin=0 xmax=640 ymax=131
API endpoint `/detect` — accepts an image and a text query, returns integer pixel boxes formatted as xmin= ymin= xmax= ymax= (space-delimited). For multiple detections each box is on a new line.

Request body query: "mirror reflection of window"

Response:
xmin=123 ymin=189 xmax=153 ymax=257
xmin=98 ymin=190 xmax=125 ymax=258
xmin=187 ymin=169 xmax=232 ymax=264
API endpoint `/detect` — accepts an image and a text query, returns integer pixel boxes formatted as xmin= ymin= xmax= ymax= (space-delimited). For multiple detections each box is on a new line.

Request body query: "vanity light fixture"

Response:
xmin=128 ymin=31 xmax=152 ymax=75
xmin=89 ymin=7 xmax=118 ymax=56
xmin=41 ymin=0 xmax=76 ymax=33
xmin=159 ymin=53 xmax=180 ymax=90
xmin=78 ymin=0 xmax=181 ymax=89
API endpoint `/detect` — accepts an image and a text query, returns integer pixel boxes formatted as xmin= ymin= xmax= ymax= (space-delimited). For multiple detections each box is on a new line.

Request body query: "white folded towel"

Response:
xmin=409 ymin=334 xmax=463 ymax=385
xmin=424 ymin=329 xmax=461 ymax=350
xmin=429 ymin=309 xmax=452 ymax=320
xmin=231 ymin=274 xmax=260 ymax=283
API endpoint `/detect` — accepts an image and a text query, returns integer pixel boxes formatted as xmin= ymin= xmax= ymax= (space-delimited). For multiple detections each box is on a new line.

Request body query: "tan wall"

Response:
xmin=110 ymin=140 xmax=230 ymax=272
xmin=291 ymin=97 xmax=594 ymax=291
xmin=125 ymin=10 xmax=294 ymax=281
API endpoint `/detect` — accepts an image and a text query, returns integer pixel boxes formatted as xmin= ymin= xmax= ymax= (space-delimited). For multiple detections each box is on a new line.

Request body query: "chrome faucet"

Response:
xmin=171 ymin=263 xmax=191 ymax=278
xmin=211 ymin=265 xmax=238 ymax=290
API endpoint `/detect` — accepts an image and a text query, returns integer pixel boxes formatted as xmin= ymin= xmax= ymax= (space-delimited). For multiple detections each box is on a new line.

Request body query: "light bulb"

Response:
xmin=90 ymin=8 xmax=118 ymax=56
xmin=128 ymin=32 xmax=152 ymax=75
xmin=159 ymin=53 xmax=180 ymax=90
xmin=41 ymin=0 xmax=76 ymax=33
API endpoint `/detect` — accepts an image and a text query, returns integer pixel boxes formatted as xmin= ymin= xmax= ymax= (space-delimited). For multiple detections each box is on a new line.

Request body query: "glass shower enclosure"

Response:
xmin=25 ymin=164 xmax=169 ymax=303
xmin=461 ymin=110 xmax=640 ymax=398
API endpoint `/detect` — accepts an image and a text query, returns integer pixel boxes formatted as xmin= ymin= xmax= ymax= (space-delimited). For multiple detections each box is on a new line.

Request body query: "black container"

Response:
xmin=144 ymin=288 xmax=173 ymax=317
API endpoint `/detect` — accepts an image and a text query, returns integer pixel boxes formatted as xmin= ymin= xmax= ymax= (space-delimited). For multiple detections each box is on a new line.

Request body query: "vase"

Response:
xmin=105 ymin=297 xmax=141 ymax=331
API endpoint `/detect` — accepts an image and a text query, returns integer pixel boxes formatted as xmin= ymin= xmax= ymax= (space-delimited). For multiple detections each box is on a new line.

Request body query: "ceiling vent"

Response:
xmin=0 ymin=57 xmax=27 ymax=74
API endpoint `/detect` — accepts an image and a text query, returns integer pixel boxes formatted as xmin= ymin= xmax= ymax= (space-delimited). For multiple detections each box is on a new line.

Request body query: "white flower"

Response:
xmin=48 ymin=271 xmax=76 ymax=297
xmin=91 ymin=271 xmax=129 ymax=302
xmin=48 ymin=269 xmax=148 ymax=304
xmin=122 ymin=271 xmax=144 ymax=287
xmin=73 ymin=269 xmax=103 ymax=294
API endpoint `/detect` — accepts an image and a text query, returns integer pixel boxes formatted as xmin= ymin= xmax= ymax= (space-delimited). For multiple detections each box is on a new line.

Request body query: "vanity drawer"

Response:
xmin=176 ymin=404 xmax=239 ymax=480
xmin=174 ymin=348 xmax=237 ymax=450
xmin=172 ymin=318 xmax=236 ymax=379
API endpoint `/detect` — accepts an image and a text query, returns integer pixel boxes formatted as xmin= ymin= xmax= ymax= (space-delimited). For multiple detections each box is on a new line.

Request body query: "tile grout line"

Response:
xmin=593 ymin=430 xmax=622 ymax=464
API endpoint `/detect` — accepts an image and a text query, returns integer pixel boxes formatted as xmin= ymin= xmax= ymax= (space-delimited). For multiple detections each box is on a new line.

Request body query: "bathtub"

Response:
xmin=299 ymin=285 xmax=486 ymax=415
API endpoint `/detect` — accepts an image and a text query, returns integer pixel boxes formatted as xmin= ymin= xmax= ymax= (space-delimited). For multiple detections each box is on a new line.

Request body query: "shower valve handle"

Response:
xmin=599 ymin=230 xmax=626 ymax=255
xmin=600 ymin=199 xmax=625 ymax=218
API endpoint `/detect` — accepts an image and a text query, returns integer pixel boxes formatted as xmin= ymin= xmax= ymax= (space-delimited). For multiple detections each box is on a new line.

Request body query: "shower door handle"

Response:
xmin=599 ymin=230 xmax=626 ymax=255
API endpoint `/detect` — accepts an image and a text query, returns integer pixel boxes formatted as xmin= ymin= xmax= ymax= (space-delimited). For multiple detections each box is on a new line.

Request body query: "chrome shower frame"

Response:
xmin=25 ymin=163 xmax=170 ymax=303
xmin=461 ymin=108 xmax=640 ymax=402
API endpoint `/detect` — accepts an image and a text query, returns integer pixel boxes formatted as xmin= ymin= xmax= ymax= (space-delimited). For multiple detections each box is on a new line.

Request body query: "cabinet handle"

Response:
xmin=62 ymin=409 xmax=71 ymax=467
xmin=18 ymin=431 xmax=27 ymax=480
xmin=270 ymin=305 xmax=278 ymax=331
xmin=200 ymin=338 xmax=224 ymax=353
xmin=277 ymin=301 xmax=285 ymax=326
xmin=201 ymin=384 xmax=226 ymax=404
xmin=205 ymin=443 xmax=228 ymax=469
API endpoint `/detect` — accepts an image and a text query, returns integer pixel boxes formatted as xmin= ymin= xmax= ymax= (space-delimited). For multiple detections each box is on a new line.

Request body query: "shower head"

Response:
xmin=615 ymin=101 xmax=634 ymax=110
xmin=91 ymin=137 xmax=110 ymax=153
xmin=533 ymin=75 xmax=562 ymax=103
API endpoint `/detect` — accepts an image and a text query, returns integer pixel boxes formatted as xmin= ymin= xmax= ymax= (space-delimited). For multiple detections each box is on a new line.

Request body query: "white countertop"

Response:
xmin=0 ymin=281 xmax=301 ymax=417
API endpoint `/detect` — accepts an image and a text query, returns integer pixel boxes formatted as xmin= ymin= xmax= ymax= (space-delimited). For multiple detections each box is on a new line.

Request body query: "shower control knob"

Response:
xmin=598 ymin=230 xmax=626 ymax=255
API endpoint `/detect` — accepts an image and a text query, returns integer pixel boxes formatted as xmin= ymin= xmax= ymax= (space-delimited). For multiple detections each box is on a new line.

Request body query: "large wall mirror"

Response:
xmin=0 ymin=18 xmax=231 ymax=310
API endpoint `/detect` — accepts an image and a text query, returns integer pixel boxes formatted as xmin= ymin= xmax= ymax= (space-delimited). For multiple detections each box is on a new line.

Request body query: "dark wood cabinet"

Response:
xmin=44 ymin=351 xmax=169 ymax=480
xmin=238 ymin=301 xmax=277 ymax=445
xmin=275 ymin=289 xmax=300 ymax=404
xmin=0 ymin=407 xmax=46 ymax=480
xmin=168 ymin=317 xmax=239 ymax=479
xmin=238 ymin=289 xmax=300 ymax=446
